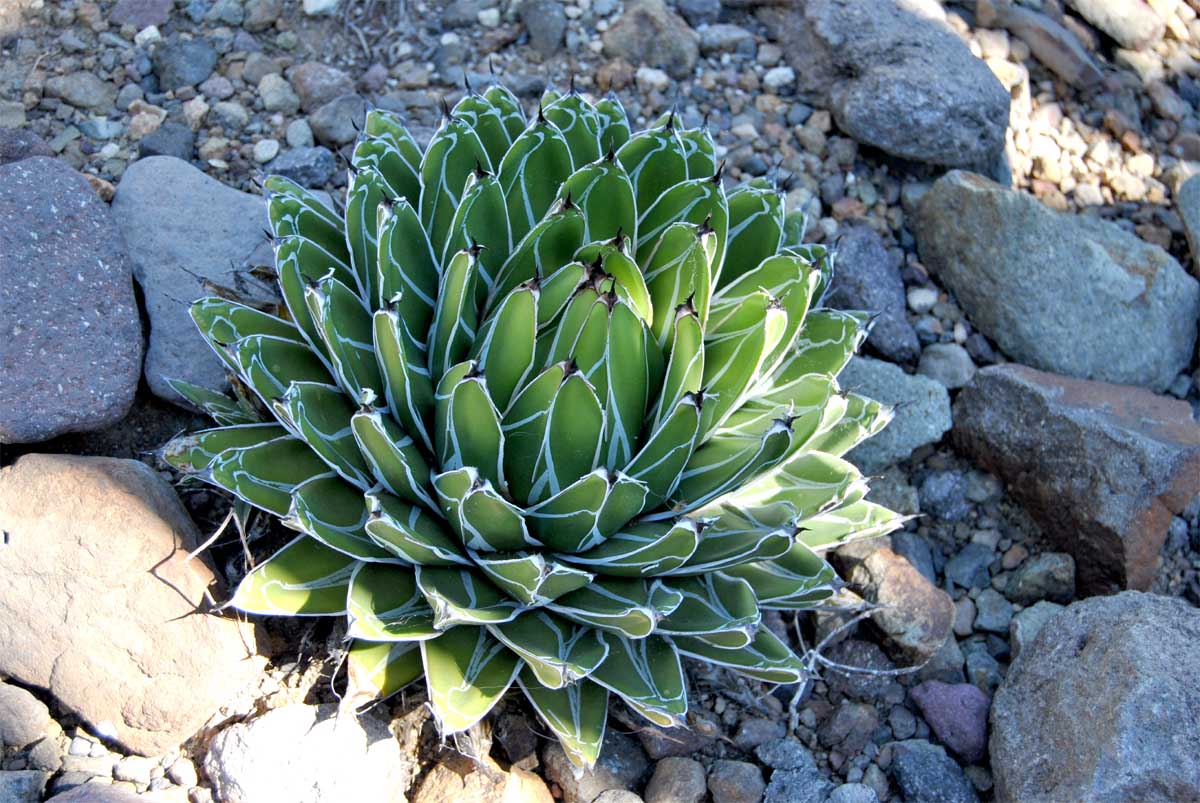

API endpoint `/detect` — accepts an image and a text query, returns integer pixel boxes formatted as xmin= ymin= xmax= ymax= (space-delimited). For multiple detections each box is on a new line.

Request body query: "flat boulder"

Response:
xmin=991 ymin=592 xmax=1200 ymax=801
xmin=915 ymin=170 xmax=1200 ymax=392
xmin=0 ymin=455 xmax=264 ymax=755
xmin=111 ymin=156 xmax=275 ymax=405
xmin=952 ymin=364 xmax=1200 ymax=594
xmin=0 ymin=157 xmax=142 ymax=444
xmin=839 ymin=357 xmax=952 ymax=473
xmin=763 ymin=0 xmax=1009 ymax=168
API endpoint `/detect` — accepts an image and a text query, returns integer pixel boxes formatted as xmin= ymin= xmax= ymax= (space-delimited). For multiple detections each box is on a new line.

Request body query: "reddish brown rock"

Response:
xmin=952 ymin=364 xmax=1200 ymax=594
xmin=0 ymin=455 xmax=264 ymax=755
xmin=848 ymin=547 xmax=955 ymax=664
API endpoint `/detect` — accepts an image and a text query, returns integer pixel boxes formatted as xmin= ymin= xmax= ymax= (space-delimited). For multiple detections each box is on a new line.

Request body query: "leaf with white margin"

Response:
xmin=591 ymin=634 xmax=687 ymax=728
xmin=803 ymin=393 xmax=892 ymax=459
xmin=228 ymin=334 xmax=333 ymax=409
xmin=722 ymin=540 xmax=839 ymax=610
xmin=433 ymin=467 xmax=538 ymax=552
xmin=305 ymin=273 xmax=385 ymax=402
xmin=160 ymin=423 xmax=287 ymax=473
xmin=414 ymin=567 xmax=524 ymax=628
xmin=421 ymin=626 xmax=521 ymax=734
xmin=796 ymin=500 xmax=909 ymax=552
xmin=165 ymin=378 xmax=260 ymax=426
xmin=655 ymin=574 xmax=760 ymax=648
xmin=548 ymin=578 xmax=683 ymax=639
xmin=208 ymin=435 xmax=334 ymax=516
xmin=344 ymin=640 xmax=423 ymax=709
xmin=364 ymin=490 xmax=471 ymax=567
xmin=664 ymin=521 xmax=793 ymax=576
xmin=517 ymin=670 xmax=608 ymax=770
xmin=525 ymin=469 xmax=648 ymax=554
xmin=351 ymin=407 xmax=438 ymax=512
xmin=230 ymin=536 xmax=356 ymax=615
xmin=560 ymin=519 xmax=700 ymax=577
xmin=472 ymin=552 xmax=594 ymax=606
xmin=346 ymin=563 xmax=438 ymax=641
xmin=491 ymin=610 xmax=608 ymax=688
xmin=671 ymin=627 xmax=807 ymax=684
xmin=290 ymin=475 xmax=401 ymax=562
xmin=275 ymin=381 xmax=374 ymax=490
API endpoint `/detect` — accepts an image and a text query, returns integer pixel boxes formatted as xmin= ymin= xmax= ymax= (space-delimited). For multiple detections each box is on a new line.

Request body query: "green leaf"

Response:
xmin=419 ymin=116 xmax=491 ymax=259
xmin=699 ymin=291 xmax=787 ymax=437
xmin=347 ymin=563 xmax=438 ymax=641
xmin=364 ymin=490 xmax=470 ymax=566
xmin=415 ymin=567 xmax=524 ymax=627
xmin=421 ymin=626 xmax=521 ymax=733
xmin=528 ymin=370 xmax=605 ymax=505
xmin=373 ymin=306 xmax=435 ymax=454
xmin=230 ymin=536 xmax=356 ymax=615
xmin=543 ymin=91 xmax=603 ymax=168
xmin=356 ymin=108 xmax=423 ymax=206
xmin=672 ymin=627 xmax=806 ymax=684
xmin=623 ymin=393 xmax=702 ymax=509
xmin=470 ymin=284 xmax=538 ymax=413
xmin=498 ymin=115 xmax=575 ymax=246
xmin=525 ymin=469 xmax=647 ymax=553
xmin=441 ymin=170 xmax=512 ymax=302
xmin=643 ymin=223 xmax=711 ymax=345
xmin=161 ymin=423 xmax=287 ymax=473
xmin=602 ymin=300 xmax=651 ymax=469
xmin=376 ymin=197 xmax=438 ymax=329
xmin=306 ymin=274 xmax=384 ymax=402
xmin=290 ymin=475 xmax=399 ymax=562
xmin=723 ymin=540 xmax=839 ymax=609
xmin=229 ymin=334 xmax=333 ymax=407
xmin=345 ymin=640 xmax=423 ymax=707
xmin=265 ymin=176 xmax=348 ymax=263
xmin=559 ymin=155 xmax=636 ymax=244
xmin=617 ymin=121 xmax=687 ymax=217
xmin=655 ymin=574 xmax=760 ymax=647
xmin=679 ymin=126 xmax=717 ymax=180
xmin=518 ymin=672 xmax=609 ymax=770
xmin=549 ymin=578 xmax=682 ymax=639
xmin=594 ymin=93 xmax=631 ymax=154
xmin=433 ymin=467 xmax=537 ymax=552
xmin=635 ymin=176 xmax=728 ymax=279
xmin=560 ymin=518 xmax=700 ymax=577
xmin=209 ymin=435 xmax=333 ymax=516
xmin=351 ymin=408 xmax=437 ymax=511
xmin=428 ymin=249 xmax=480 ymax=383
xmin=797 ymin=499 xmax=907 ymax=551
xmin=591 ymin=635 xmax=687 ymax=727
xmin=649 ymin=304 xmax=704 ymax=432
xmin=165 ymin=379 xmax=261 ymax=426
xmin=805 ymin=393 xmax=892 ymax=458
xmin=484 ymin=82 xmax=528 ymax=142
xmin=666 ymin=521 xmax=794 ymax=576
xmin=668 ymin=416 xmax=795 ymax=516
xmin=473 ymin=552 xmax=594 ymax=606
xmin=276 ymin=381 xmax=374 ymax=490
xmin=720 ymin=183 xmax=784 ymax=289
xmin=452 ymin=89 xmax=515 ymax=167
xmin=488 ymin=200 xmax=585 ymax=311
xmin=344 ymin=167 xmax=391 ymax=302
xmin=492 ymin=611 xmax=608 ymax=688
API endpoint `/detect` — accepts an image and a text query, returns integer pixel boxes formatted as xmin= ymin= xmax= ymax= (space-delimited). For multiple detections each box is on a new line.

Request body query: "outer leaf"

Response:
xmin=559 ymin=155 xmax=636 ymax=244
xmin=433 ymin=467 xmax=538 ymax=552
xmin=498 ymin=115 xmax=574 ymax=246
xmin=591 ymin=635 xmax=687 ymax=727
xmin=290 ymin=475 xmax=399 ymax=562
xmin=161 ymin=423 xmax=287 ymax=473
xmin=561 ymin=519 xmax=701 ymax=577
xmin=428 ymin=249 xmax=480 ymax=382
xmin=415 ymin=567 xmax=524 ymax=627
xmin=492 ymin=612 xmax=608 ymax=688
xmin=421 ymin=627 xmax=521 ymax=733
xmin=344 ymin=640 xmax=423 ymax=708
xmin=656 ymin=574 xmax=760 ymax=648
xmin=549 ymin=578 xmax=683 ymax=639
xmin=672 ymin=627 xmax=807 ymax=684
xmin=373 ymin=306 xmax=435 ymax=453
xmin=209 ymin=436 xmax=333 ymax=516
xmin=419 ymin=116 xmax=491 ymax=259
xmin=365 ymin=491 xmax=470 ymax=566
xmin=230 ymin=536 xmax=355 ymax=615
xmin=351 ymin=408 xmax=437 ymax=511
xmin=347 ymin=562 xmax=438 ymax=641
xmin=276 ymin=381 xmax=374 ymax=490
xmin=518 ymin=672 xmax=608 ymax=770
xmin=473 ymin=552 xmax=594 ymax=606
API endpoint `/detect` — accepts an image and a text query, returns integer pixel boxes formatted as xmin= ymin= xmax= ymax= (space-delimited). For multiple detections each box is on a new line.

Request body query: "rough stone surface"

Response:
xmin=978 ymin=0 xmax=1103 ymax=89
xmin=1008 ymin=600 xmax=1064 ymax=659
xmin=840 ymin=357 xmax=952 ymax=472
xmin=411 ymin=753 xmax=551 ymax=803
xmin=602 ymin=0 xmax=700 ymax=80
xmin=764 ymin=0 xmax=1008 ymax=168
xmin=109 ymin=0 xmax=172 ymax=29
xmin=151 ymin=37 xmax=218 ymax=91
xmin=849 ymin=548 xmax=955 ymax=663
xmin=952 ymin=364 xmax=1200 ymax=593
xmin=917 ymin=343 xmax=976 ymax=389
xmin=290 ymin=62 xmax=355 ymax=113
xmin=46 ymin=786 xmax=142 ymax=802
xmin=645 ymin=757 xmax=706 ymax=803
xmin=0 ymin=455 xmax=263 ymax=755
xmin=1004 ymin=552 xmax=1075 ymax=604
xmin=707 ymin=759 xmax=765 ymax=803
xmin=520 ymin=0 xmax=568 ymax=57
xmin=825 ymin=225 xmax=920 ymax=364
xmin=0 ymin=684 xmax=51 ymax=749
xmin=909 ymin=681 xmax=990 ymax=763
xmin=1179 ymin=174 xmax=1200 ymax=275
xmin=916 ymin=171 xmax=1200 ymax=391
xmin=0 ymin=771 xmax=49 ymax=803
xmin=0 ymin=128 xmax=55 ymax=165
xmin=889 ymin=740 xmax=978 ymax=803
xmin=543 ymin=730 xmax=649 ymax=803
xmin=206 ymin=704 xmax=412 ymax=803
xmin=111 ymin=156 xmax=275 ymax=404
xmin=1064 ymin=0 xmax=1164 ymax=50
xmin=309 ymin=94 xmax=369 ymax=146
xmin=137 ymin=122 xmax=195 ymax=161
xmin=44 ymin=73 xmax=117 ymax=111
xmin=0 ymin=157 xmax=142 ymax=444
xmin=992 ymin=592 xmax=1200 ymax=802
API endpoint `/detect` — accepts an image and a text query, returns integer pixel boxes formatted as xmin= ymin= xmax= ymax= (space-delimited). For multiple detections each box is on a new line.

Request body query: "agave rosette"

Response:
xmin=161 ymin=82 xmax=903 ymax=769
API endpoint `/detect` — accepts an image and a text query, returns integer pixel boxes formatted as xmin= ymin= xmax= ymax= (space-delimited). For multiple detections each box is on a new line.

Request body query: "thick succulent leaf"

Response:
xmin=428 ymin=249 xmax=480 ymax=382
xmin=597 ymin=246 xmax=652 ymax=324
xmin=650 ymin=305 xmax=704 ymax=431
xmin=441 ymin=171 xmax=511 ymax=301
xmin=373 ymin=306 xmax=435 ymax=453
xmin=679 ymin=126 xmax=717 ymax=179
xmin=452 ymin=90 xmax=514 ymax=167
xmin=549 ymin=578 xmax=683 ymax=639
xmin=209 ymin=435 xmax=333 ymax=516
xmin=365 ymin=491 xmax=470 ymax=566
xmin=351 ymin=408 xmax=437 ymax=511
xmin=275 ymin=236 xmax=350 ymax=361
xmin=229 ymin=334 xmax=333 ymax=407
xmin=470 ymin=284 xmax=537 ymax=412
xmin=591 ymin=634 xmax=687 ymax=727
xmin=643 ymin=223 xmax=713 ymax=342
xmin=720 ymin=184 xmax=784 ymax=288
xmin=527 ymin=371 xmax=605 ymax=505
xmin=594 ymin=93 xmax=631 ymax=154
xmin=699 ymin=291 xmax=787 ymax=437
xmin=275 ymin=381 xmax=374 ymax=489
xmin=421 ymin=626 xmax=521 ymax=734
xmin=356 ymin=108 xmax=423 ymax=205
xmin=672 ymin=627 xmax=806 ymax=684
xmin=716 ymin=254 xmax=821 ymax=379
xmin=723 ymin=540 xmax=839 ymax=609
xmin=305 ymin=274 xmax=383 ymax=401
xmin=473 ymin=552 xmax=594 ymax=606
xmin=560 ymin=155 xmax=636 ymax=244
xmin=617 ymin=122 xmax=687 ymax=217
xmin=543 ymin=91 xmax=603 ymax=166
xmin=161 ymin=423 xmax=287 ymax=473
xmin=519 ymin=672 xmax=608 ymax=770
xmin=561 ymin=519 xmax=700 ymax=577
xmin=665 ymin=522 xmax=794 ymax=576
xmin=602 ymin=301 xmax=651 ymax=468
xmin=435 ymin=364 xmax=506 ymax=490
xmin=344 ymin=167 xmax=391 ymax=301
xmin=499 ymin=116 xmax=574 ymax=246
xmin=290 ymin=475 xmax=399 ymax=562
xmin=376 ymin=198 xmax=438 ymax=329
xmin=344 ymin=640 xmax=423 ymax=708
xmin=797 ymin=499 xmax=907 ymax=551
xmin=636 ymin=177 xmax=728 ymax=279
xmin=784 ymin=309 xmax=871 ymax=378
xmin=433 ymin=467 xmax=538 ymax=552
xmin=502 ymin=362 xmax=564 ymax=501
xmin=230 ymin=536 xmax=355 ymax=615
xmin=347 ymin=562 xmax=438 ymax=641
xmin=543 ymin=288 xmax=608 ymax=387
xmin=265 ymin=175 xmax=348 ymax=262
xmin=668 ymin=417 xmax=795 ymax=515
xmin=165 ymin=378 xmax=261 ymax=426
xmin=524 ymin=469 xmax=648 ymax=553
xmin=655 ymin=574 xmax=760 ymax=647
xmin=623 ymin=393 xmax=702 ymax=509
xmin=805 ymin=393 xmax=892 ymax=458
xmin=420 ymin=116 xmax=491 ymax=259
xmin=191 ymin=298 xmax=301 ymax=372
xmin=488 ymin=201 xmax=585 ymax=311
xmin=491 ymin=611 xmax=608 ymax=688
xmin=415 ymin=567 xmax=524 ymax=627
xmin=484 ymin=82 xmax=528 ymax=141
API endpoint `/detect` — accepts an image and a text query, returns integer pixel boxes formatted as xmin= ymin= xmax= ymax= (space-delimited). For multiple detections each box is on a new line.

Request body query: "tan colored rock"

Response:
xmin=0 ymin=455 xmax=264 ymax=755
xmin=849 ymin=548 xmax=955 ymax=664
xmin=413 ymin=753 xmax=554 ymax=803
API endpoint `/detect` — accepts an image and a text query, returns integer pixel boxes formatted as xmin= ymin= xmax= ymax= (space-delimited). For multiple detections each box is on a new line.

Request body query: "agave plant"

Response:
xmin=161 ymin=82 xmax=902 ymax=769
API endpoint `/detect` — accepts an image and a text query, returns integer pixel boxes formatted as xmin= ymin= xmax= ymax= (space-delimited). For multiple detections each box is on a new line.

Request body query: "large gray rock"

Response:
xmin=952 ymin=364 xmax=1200 ymax=594
xmin=0 ymin=455 xmax=264 ymax=755
xmin=762 ymin=0 xmax=1008 ymax=168
xmin=916 ymin=171 xmax=1200 ymax=391
xmin=889 ymin=740 xmax=978 ymax=803
xmin=1064 ymin=0 xmax=1164 ymax=50
xmin=111 ymin=156 xmax=275 ymax=405
xmin=826 ymin=226 xmax=920 ymax=364
xmin=543 ymin=729 xmax=649 ymax=803
xmin=602 ymin=0 xmax=700 ymax=80
xmin=0 ymin=157 xmax=142 ymax=444
xmin=840 ymin=357 xmax=952 ymax=472
xmin=991 ymin=592 xmax=1200 ymax=802
xmin=1179 ymin=174 xmax=1200 ymax=276
xmin=205 ymin=704 xmax=415 ymax=803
